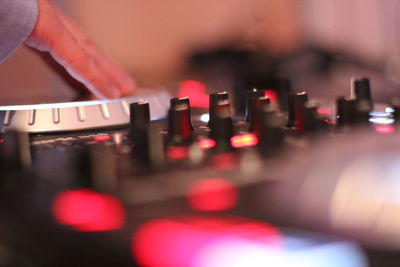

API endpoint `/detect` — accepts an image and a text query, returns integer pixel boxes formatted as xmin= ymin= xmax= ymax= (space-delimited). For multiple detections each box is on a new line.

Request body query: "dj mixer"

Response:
xmin=0 ymin=77 xmax=400 ymax=266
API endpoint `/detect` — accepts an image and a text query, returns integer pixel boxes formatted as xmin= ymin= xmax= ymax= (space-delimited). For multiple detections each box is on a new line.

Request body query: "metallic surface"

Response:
xmin=0 ymin=91 xmax=171 ymax=133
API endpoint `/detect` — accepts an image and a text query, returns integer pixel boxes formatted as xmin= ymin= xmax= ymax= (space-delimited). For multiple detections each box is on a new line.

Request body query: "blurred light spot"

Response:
xmin=53 ymin=189 xmax=126 ymax=232
xmin=188 ymin=179 xmax=237 ymax=211
xmin=330 ymin=157 xmax=385 ymax=231
xmin=317 ymin=108 xmax=332 ymax=115
xmin=230 ymin=134 xmax=258 ymax=148
xmin=211 ymin=153 xmax=238 ymax=171
xmin=369 ymin=111 xmax=390 ymax=117
xmin=85 ymin=141 xmax=98 ymax=145
xmin=167 ymin=146 xmax=189 ymax=160
xmin=0 ymin=139 xmax=3 ymax=144
xmin=369 ymin=117 xmax=394 ymax=125
xmin=132 ymin=216 xmax=281 ymax=267
xmin=198 ymin=139 xmax=216 ymax=149
xmin=264 ymin=90 xmax=278 ymax=103
xmin=200 ymin=113 xmax=210 ymax=123
xmin=178 ymin=80 xmax=208 ymax=108
xmin=386 ymin=107 xmax=394 ymax=113
xmin=193 ymin=238 xmax=283 ymax=267
xmin=375 ymin=125 xmax=395 ymax=135
xmin=94 ymin=135 xmax=110 ymax=142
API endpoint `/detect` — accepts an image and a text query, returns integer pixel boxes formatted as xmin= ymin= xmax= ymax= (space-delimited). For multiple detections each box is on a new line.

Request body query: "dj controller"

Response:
xmin=1 ymin=77 xmax=400 ymax=266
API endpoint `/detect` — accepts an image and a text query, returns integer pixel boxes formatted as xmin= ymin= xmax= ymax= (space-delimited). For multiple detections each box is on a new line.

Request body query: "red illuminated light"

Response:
xmin=317 ymin=108 xmax=332 ymax=115
xmin=178 ymin=80 xmax=209 ymax=108
xmin=230 ymin=134 xmax=258 ymax=148
xmin=198 ymin=139 xmax=216 ymax=149
xmin=167 ymin=146 xmax=189 ymax=160
xmin=132 ymin=216 xmax=281 ymax=267
xmin=375 ymin=125 xmax=395 ymax=135
xmin=94 ymin=135 xmax=110 ymax=142
xmin=210 ymin=153 xmax=238 ymax=171
xmin=264 ymin=90 xmax=278 ymax=103
xmin=188 ymin=179 xmax=237 ymax=211
xmin=0 ymin=139 xmax=3 ymax=144
xmin=53 ymin=189 xmax=126 ymax=232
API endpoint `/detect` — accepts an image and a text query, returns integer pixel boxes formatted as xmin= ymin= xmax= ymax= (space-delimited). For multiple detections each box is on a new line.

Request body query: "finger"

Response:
xmin=49 ymin=27 xmax=121 ymax=99
xmin=26 ymin=0 xmax=134 ymax=98
xmin=91 ymin=50 xmax=135 ymax=96
xmin=52 ymin=5 xmax=135 ymax=96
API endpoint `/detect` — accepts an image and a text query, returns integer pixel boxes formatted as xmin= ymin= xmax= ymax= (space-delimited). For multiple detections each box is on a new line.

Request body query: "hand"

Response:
xmin=25 ymin=0 xmax=135 ymax=99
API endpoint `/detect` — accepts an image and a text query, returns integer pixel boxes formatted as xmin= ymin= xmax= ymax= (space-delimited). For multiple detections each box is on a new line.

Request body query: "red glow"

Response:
xmin=167 ymin=146 xmax=189 ymax=160
xmin=264 ymin=90 xmax=278 ymax=103
xmin=53 ymin=189 xmax=126 ymax=232
xmin=188 ymin=179 xmax=237 ymax=211
xmin=210 ymin=153 xmax=238 ymax=171
xmin=230 ymin=134 xmax=258 ymax=148
xmin=375 ymin=125 xmax=395 ymax=135
xmin=198 ymin=139 xmax=216 ymax=149
xmin=0 ymin=139 xmax=3 ymax=144
xmin=317 ymin=108 xmax=332 ymax=115
xmin=178 ymin=80 xmax=209 ymax=108
xmin=132 ymin=216 xmax=281 ymax=267
xmin=94 ymin=135 xmax=110 ymax=142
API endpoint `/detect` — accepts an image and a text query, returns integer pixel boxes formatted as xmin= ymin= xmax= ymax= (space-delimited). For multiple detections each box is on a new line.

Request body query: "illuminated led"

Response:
xmin=386 ymin=107 xmax=395 ymax=113
xmin=53 ymin=189 xmax=126 ymax=232
xmin=198 ymin=139 xmax=216 ymax=149
xmin=230 ymin=134 xmax=258 ymax=148
xmin=94 ymin=135 xmax=110 ymax=142
xmin=317 ymin=108 xmax=332 ymax=115
xmin=178 ymin=80 xmax=209 ymax=108
xmin=200 ymin=113 xmax=210 ymax=123
xmin=264 ymin=90 xmax=278 ymax=103
xmin=0 ymin=139 xmax=3 ymax=143
xmin=375 ymin=125 xmax=395 ymax=135
xmin=132 ymin=216 xmax=281 ymax=267
xmin=369 ymin=117 xmax=394 ymax=125
xmin=188 ymin=178 xmax=237 ymax=211
xmin=167 ymin=146 xmax=189 ymax=160
xmin=369 ymin=111 xmax=390 ymax=117
xmin=211 ymin=153 xmax=238 ymax=171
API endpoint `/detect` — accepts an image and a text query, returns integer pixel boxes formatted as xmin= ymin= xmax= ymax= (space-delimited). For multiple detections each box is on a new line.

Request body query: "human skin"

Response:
xmin=25 ymin=0 xmax=136 ymax=99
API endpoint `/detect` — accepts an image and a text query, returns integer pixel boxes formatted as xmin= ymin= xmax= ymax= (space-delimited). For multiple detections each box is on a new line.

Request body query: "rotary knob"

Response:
xmin=208 ymin=92 xmax=229 ymax=128
xmin=336 ymin=97 xmax=370 ymax=127
xmin=168 ymin=98 xmax=193 ymax=146
xmin=245 ymin=88 xmax=266 ymax=122
xmin=209 ymin=98 xmax=234 ymax=152
xmin=287 ymin=91 xmax=308 ymax=128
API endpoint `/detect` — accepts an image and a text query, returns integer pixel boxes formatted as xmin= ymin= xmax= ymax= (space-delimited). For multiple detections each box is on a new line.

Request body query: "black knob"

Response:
xmin=287 ymin=91 xmax=308 ymax=127
xmin=249 ymin=97 xmax=271 ymax=135
xmin=130 ymin=102 xmax=150 ymax=131
xmin=295 ymin=101 xmax=325 ymax=134
xmin=245 ymin=88 xmax=265 ymax=122
xmin=170 ymin=97 xmax=194 ymax=130
xmin=258 ymin=106 xmax=284 ymax=157
xmin=168 ymin=101 xmax=193 ymax=146
xmin=208 ymin=92 xmax=229 ymax=127
xmin=390 ymin=97 xmax=400 ymax=122
xmin=353 ymin=78 xmax=373 ymax=110
xmin=336 ymin=97 xmax=370 ymax=127
xmin=131 ymin=124 xmax=164 ymax=169
xmin=0 ymin=131 xmax=31 ymax=171
xmin=209 ymin=100 xmax=234 ymax=152
xmin=129 ymin=103 xmax=164 ymax=168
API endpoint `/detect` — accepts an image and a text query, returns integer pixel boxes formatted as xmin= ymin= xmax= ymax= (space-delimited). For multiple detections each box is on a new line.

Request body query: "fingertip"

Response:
xmin=119 ymin=77 xmax=136 ymax=96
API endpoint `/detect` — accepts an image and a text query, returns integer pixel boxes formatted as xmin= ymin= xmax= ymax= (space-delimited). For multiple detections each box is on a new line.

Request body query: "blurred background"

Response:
xmin=1 ymin=0 xmax=400 ymax=104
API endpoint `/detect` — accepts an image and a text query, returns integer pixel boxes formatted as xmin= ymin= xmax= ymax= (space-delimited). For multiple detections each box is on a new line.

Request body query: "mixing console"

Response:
xmin=0 ymin=78 xmax=399 ymax=266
